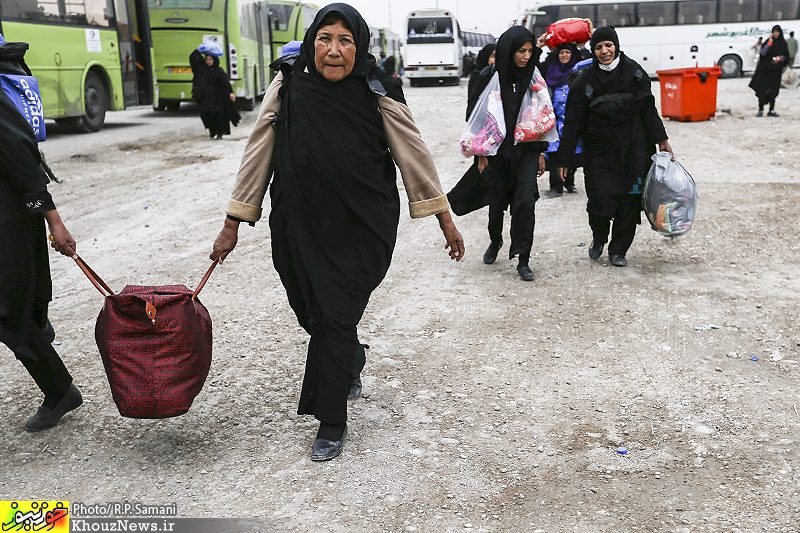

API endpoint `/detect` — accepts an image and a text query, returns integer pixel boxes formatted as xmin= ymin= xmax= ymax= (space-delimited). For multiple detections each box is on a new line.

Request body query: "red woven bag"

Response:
xmin=544 ymin=18 xmax=593 ymax=48
xmin=74 ymin=256 xmax=217 ymax=418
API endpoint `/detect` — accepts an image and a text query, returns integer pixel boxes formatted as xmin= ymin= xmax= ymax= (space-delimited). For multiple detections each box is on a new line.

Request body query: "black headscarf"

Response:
xmin=494 ymin=26 xmax=538 ymax=141
xmin=271 ymin=2 xmax=404 ymax=377
xmin=585 ymin=26 xmax=636 ymax=95
xmin=475 ymin=43 xmax=496 ymax=71
xmin=589 ymin=26 xmax=620 ymax=57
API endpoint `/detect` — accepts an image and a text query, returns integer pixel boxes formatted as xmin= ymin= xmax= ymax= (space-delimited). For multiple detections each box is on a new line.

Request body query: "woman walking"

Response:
xmin=557 ymin=26 xmax=671 ymax=267
xmin=467 ymin=43 xmax=495 ymax=105
xmin=465 ymin=26 xmax=548 ymax=281
xmin=540 ymin=43 xmax=581 ymax=197
xmin=196 ymin=51 xmax=238 ymax=139
xmin=749 ymin=25 xmax=790 ymax=117
xmin=211 ymin=3 xmax=464 ymax=461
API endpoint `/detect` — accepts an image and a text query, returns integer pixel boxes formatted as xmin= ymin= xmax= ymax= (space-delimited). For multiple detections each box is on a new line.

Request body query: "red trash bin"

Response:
xmin=656 ymin=66 xmax=721 ymax=122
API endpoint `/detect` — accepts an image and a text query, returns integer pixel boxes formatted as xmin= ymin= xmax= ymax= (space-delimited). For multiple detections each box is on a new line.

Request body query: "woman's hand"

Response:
xmin=538 ymin=153 xmax=546 ymax=177
xmin=557 ymin=167 xmax=569 ymax=181
xmin=536 ymin=35 xmax=547 ymax=48
xmin=436 ymin=211 xmax=465 ymax=262
xmin=230 ymin=93 xmax=236 ymax=102
xmin=658 ymin=140 xmax=673 ymax=153
xmin=478 ymin=155 xmax=489 ymax=174
xmin=43 ymin=209 xmax=76 ymax=257
xmin=210 ymin=217 xmax=239 ymax=264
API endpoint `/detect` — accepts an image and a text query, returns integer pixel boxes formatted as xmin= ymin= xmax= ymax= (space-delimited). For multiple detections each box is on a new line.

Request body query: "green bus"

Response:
xmin=147 ymin=0 xmax=314 ymax=111
xmin=0 ymin=0 xmax=156 ymax=132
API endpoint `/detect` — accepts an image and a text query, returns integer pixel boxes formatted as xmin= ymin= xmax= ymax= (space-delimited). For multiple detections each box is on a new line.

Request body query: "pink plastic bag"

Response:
xmin=514 ymin=69 xmax=557 ymax=144
xmin=460 ymin=72 xmax=506 ymax=157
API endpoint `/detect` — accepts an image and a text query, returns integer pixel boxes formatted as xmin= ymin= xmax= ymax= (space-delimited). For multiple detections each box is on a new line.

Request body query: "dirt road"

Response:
xmin=2 ymin=77 xmax=799 ymax=532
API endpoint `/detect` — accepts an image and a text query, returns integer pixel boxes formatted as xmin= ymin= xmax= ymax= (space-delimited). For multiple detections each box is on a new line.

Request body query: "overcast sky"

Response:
xmin=334 ymin=0 xmax=531 ymax=38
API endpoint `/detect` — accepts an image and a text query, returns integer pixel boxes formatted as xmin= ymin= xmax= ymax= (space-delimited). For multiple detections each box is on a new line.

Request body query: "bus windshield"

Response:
xmin=267 ymin=3 xmax=294 ymax=31
xmin=148 ymin=0 xmax=212 ymax=9
xmin=2 ymin=0 xmax=115 ymax=26
xmin=407 ymin=17 xmax=455 ymax=43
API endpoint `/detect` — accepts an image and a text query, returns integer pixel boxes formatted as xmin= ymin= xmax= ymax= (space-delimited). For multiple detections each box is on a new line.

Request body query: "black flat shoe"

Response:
xmin=588 ymin=242 xmax=604 ymax=261
xmin=566 ymin=186 xmax=578 ymax=193
xmin=347 ymin=377 xmax=362 ymax=400
xmin=311 ymin=425 xmax=348 ymax=461
xmin=517 ymin=264 xmax=535 ymax=281
xmin=610 ymin=255 xmax=628 ymax=267
xmin=544 ymin=189 xmax=562 ymax=197
xmin=768 ymin=111 xmax=779 ymax=117
xmin=25 ymin=384 xmax=82 ymax=432
xmin=483 ymin=240 xmax=502 ymax=264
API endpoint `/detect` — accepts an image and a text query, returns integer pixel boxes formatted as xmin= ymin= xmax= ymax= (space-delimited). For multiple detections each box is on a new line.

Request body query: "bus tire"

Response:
xmin=239 ymin=96 xmax=255 ymax=111
xmin=165 ymin=101 xmax=181 ymax=111
xmin=718 ymin=54 xmax=742 ymax=78
xmin=79 ymin=72 xmax=107 ymax=133
xmin=409 ymin=78 xmax=418 ymax=87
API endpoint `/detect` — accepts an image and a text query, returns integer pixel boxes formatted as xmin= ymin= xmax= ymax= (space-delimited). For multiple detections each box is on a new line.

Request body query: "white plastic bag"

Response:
xmin=460 ymin=72 xmax=506 ymax=157
xmin=514 ymin=67 xmax=558 ymax=144
xmin=643 ymin=152 xmax=698 ymax=238
xmin=781 ymin=66 xmax=798 ymax=88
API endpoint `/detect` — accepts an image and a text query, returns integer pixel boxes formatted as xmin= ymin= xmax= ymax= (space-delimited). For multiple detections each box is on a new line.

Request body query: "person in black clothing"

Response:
xmin=749 ymin=25 xmax=790 ymax=117
xmin=382 ymin=52 xmax=396 ymax=76
xmin=464 ymin=26 xmax=548 ymax=281
xmin=0 ymin=37 xmax=82 ymax=432
xmin=557 ymin=26 xmax=671 ymax=267
xmin=467 ymin=43 xmax=495 ymax=106
xmin=197 ymin=54 xmax=238 ymax=139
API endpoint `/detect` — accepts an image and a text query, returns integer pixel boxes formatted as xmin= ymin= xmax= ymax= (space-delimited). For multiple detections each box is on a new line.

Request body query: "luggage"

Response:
xmin=75 ymin=256 xmax=217 ymax=418
xmin=514 ymin=67 xmax=557 ymax=144
xmin=460 ymin=71 xmax=506 ymax=157
xmin=544 ymin=18 xmax=593 ymax=49
xmin=643 ymin=152 xmax=698 ymax=238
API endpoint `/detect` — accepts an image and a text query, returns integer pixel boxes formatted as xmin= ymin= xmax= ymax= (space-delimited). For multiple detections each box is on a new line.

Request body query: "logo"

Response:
xmin=165 ymin=18 xmax=189 ymax=23
xmin=1 ymin=501 xmax=69 ymax=532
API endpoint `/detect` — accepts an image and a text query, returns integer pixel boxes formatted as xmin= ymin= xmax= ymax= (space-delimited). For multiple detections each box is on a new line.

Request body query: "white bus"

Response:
xmin=517 ymin=0 xmax=799 ymax=77
xmin=461 ymin=28 xmax=496 ymax=56
xmin=403 ymin=8 xmax=462 ymax=86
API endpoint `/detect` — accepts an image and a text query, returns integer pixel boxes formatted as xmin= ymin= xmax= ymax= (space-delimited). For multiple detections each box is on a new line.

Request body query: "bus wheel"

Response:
xmin=79 ymin=72 xmax=107 ymax=132
xmin=718 ymin=55 xmax=742 ymax=78
xmin=165 ymin=101 xmax=181 ymax=111
xmin=409 ymin=78 xmax=418 ymax=87
xmin=239 ymin=96 xmax=256 ymax=111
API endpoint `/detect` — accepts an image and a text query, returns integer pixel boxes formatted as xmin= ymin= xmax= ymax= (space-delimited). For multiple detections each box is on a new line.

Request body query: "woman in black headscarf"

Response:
xmin=461 ymin=26 xmax=547 ymax=281
xmin=196 ymin=53 xmax=238 ymax=139
xmin=467 ymin=43 xmax=495 ymax=106
xmin=557 ymin=27 xmax=671 ymax=267
xmin=211 ymin=3 xmax=464 ymax=461
xmin=749 ymin=25 xmax=790 ymax=117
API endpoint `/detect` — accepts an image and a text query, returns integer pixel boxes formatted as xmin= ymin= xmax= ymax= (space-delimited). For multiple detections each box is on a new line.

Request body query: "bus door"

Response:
xmin=114 ymin=0 xmax=154 ymax=106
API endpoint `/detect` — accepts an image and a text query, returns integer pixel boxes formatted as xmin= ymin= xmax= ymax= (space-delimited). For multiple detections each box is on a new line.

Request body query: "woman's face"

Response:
xmin=594 ymin=41 xmax=616 ymax=65
xmin=488 ymin=50 xmax=496 ymax=65
xmin=514 ymin=41 xmax=534 ymax=68
xmin=558 ymin=48 xmax=573 ymax=64
xmin=772 ymin=29 xmax=782 ymax=39
xmin=314 ymin=20 xmax=357 ymax=82
xmin=204 ymin=55 xmax=214 ymax=66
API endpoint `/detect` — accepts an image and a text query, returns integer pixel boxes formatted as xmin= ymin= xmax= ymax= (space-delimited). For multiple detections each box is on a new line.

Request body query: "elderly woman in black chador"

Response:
xmin=463 ymin=26 xmax=548 ymax=281
xmin=749 ymin=25 xmax=790 ymax=117
xmin=195 ymin=53 xmax=239 ymax=139
xmin=211 ymin=3 xmax=464 ymax=461
xmin=1 ymin=37 xmax=82 ymax=432
xmin=557 ymin=26 xmax=671 ymax=267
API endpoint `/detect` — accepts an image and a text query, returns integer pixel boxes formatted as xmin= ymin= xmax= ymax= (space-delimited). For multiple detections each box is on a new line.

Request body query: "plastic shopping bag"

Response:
xmin=643 ymin=152 xmax=698 ymax=238
xmin=514 ymin=68 xmax=557 ymax=144
xmin=460 ymin=72 xmax=506 ymax=157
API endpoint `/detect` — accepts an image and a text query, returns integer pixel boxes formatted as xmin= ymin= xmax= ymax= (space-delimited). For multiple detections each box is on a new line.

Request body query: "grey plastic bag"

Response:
xmin=643 ymin=151 xmax=698 ymax=238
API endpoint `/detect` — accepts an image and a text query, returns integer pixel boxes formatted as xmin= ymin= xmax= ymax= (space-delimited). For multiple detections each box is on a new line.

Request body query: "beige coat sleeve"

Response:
xmin=225 ymin=72 xmax=284 ymax=223
xmin=378 ymin=96 xmax=450 ymax=219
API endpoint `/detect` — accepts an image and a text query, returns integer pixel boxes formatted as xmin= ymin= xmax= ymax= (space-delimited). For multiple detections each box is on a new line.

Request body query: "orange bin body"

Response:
xmin=656 ymin=66 xmax=721 ymax=121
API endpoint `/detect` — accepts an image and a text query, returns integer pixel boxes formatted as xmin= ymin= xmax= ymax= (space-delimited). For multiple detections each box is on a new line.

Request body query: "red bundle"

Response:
xmin=544 ymin=18 xmax=593 ymax=48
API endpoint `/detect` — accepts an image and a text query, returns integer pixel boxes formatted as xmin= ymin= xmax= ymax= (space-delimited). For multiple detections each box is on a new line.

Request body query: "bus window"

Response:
xmin=558 ymin=3 xmax=596 ymax=21
xmin=637 ymin=1 xmax=676 ymax=25
xmin=760 ymin=0 xmax=800 ymax=19
xmin=268 ymin=3 xmax=293 ymax=31
xmin=596 ymin=3 xmax=636 ymax=26
xmin=301 ymin=5 xmax=317 ymax=33
xmin=4 ymin=0 xmax=114 ymax=25
xmin=719 ymin=0 xmax=758 ymax=22
xmin=531 ymin=5 xmax=558 ymax=38
xmin=407 ymin=17 xmax=455 ymax=43
xmin=678 ymin=0 xmax=717 ymax=23
xmin=147 ymin=0 xmax=212 ymax=8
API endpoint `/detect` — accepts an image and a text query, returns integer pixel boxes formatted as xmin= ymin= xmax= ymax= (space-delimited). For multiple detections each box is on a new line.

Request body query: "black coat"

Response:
xmin=0 ymin=44 xmax=56 ymax=359
xmin=749 ymin=37 xmax=790 ymax=98
xmin=557 ymin=53 xmax=667 ymax=196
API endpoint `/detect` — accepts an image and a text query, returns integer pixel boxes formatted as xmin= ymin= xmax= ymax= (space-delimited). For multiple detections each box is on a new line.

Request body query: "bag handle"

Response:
xmin=192 ymin=259 xmax=219 ymax=300
xmin=73 ymin=254 xmax=114 ymax=296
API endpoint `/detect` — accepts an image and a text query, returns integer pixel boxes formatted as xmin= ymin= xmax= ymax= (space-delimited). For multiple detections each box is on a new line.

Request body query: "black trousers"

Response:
xmin=757 ymin=92 xmax=776 ymax=111
xmin=546 ymin=154 xmax=575 ymax=193
xmin=9 ymin=307 xmax=73 ymax=402
xmin=487 ymin=149 xmax=540 ymax=262
xmin=587 ymin=192 xmax=642 ymax=258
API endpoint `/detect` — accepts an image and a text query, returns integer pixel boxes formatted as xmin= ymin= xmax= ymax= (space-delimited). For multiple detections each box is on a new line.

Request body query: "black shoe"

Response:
xmin=544 ymin=189 xmax=562 ymax=197
xmin=767 ymin=110 xmax=779 ymax=117
xmin=25 ymin=384 xmax=82 ymax=432
xmin=565 ymin=186 xmax=578 ymax=193
xmin=517 ymin=264 xmax=535 ymax=281
xmin=311 ymin=425 xmax=348 ymax=461
xmin=347 ymin=377 xmax=362 ymax=400
xmin=588 ymin=242 xmax=604 ymax=261
xmin=610 ymin=255 xmax=628 ymax=267
xmin=215 ymin=133 xmax=223 ymax=139
xmin=756 ymin=110 xmax=763 ymax=117
xmin=483 ymin=241 xmax=502 ymax=264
